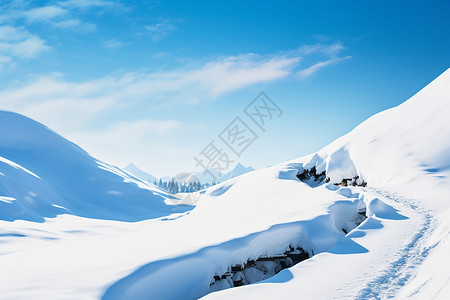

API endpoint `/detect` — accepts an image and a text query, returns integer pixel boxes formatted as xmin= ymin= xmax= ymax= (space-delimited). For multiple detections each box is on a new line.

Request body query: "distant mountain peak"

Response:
xmin=126 ymin=162 xmax=137 ymax=168
xmin=123 ymin=163 xmax=156 ymax=183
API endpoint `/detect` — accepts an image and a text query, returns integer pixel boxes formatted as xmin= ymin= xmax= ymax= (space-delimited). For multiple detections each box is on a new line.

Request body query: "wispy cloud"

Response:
xmin=293 ymin=41 xmax=351 ymax=79
xmin=0 ymin=1 xmax=116 ymax=67
xmin=296 ymin=42 xmax=345 ymax=56
xmin=0 ymin=42 xmax=349 ymax=126
xmin=22 ymin=4 xmax=97 ymax=33
xmin=59 ymin=0 xmax=114 ymax=9
xmin=24 ymin=5 xmax=68 ymax=22
xmin=52 ymin=18 xmax=97 ymax=33
xmin=297 ymin=56 xmax=352 ymax=79
xmin=0 ymin=52 xmax=300 ymax=120
xmin=188 ymin=54 xmax=299 ymax=98
xmin=0 ymin=1 xmax=110 ymax=31
xmin=145 ymin=19 xmax=180 ymax=42
xmin=0 ymin=25 xmax=49 ymax=69
xmin=103 ymin=39 xmax=124 ymax=49
xmin=0 ymin=42 xmax=350 ymax=173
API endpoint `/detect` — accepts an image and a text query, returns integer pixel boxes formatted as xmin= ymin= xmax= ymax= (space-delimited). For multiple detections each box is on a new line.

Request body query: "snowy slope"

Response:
xmin=201 ymin=69 xmax=450 ymax=299
xmin=305 ymin=68 xmax=450 ymax=208
xmin=0 ymin=69 xmax=449 ymax=300
xmin=0 ymin=111 xmax=188 ymax=222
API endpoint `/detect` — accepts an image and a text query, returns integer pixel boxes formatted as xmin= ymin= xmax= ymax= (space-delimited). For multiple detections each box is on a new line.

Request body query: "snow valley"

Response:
xmin=0 ymin=68 xmax=449 ymax=300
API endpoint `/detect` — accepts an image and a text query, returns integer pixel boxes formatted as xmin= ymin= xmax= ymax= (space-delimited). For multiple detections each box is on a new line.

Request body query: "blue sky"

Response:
xmin=0 ymin=0 xmax=449 ymax=177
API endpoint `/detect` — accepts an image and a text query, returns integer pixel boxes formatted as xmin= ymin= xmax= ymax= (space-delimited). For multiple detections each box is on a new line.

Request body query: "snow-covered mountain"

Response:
xmin=0 ymin=113 xmax=188 ymax=222
xmin=127 ymin=162 xmax=255 ymax=185
xmin=123 ymin=163 xmax=156 ymax=183
xmin=216 ymin=163 xmax=254 ymax=183
xmin=198 ymin=69 xmax=450 ymax=300
xmin=192 ymin=163 xmax=254 ymax=184
xmin=0 ymin=69 xmax=449 ymax=300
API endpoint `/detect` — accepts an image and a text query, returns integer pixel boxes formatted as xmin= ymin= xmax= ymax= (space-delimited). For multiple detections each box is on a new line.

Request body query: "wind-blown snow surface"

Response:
xmin=0 ymin=68 xmax=449 ymax=300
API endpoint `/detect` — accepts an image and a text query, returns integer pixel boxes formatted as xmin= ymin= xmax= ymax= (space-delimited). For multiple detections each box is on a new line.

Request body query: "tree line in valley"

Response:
xmin=153 ymin=179 xmax=216 ymax=194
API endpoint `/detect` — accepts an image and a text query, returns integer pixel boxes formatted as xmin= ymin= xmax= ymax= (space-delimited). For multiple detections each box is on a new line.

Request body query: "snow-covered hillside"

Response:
xmin=0 ymin=112 xmax=188 ymax=222
xmin=0 ymin=69 xmax=449 ymax=300
xmin=201 ymin=68 xmax=450 ymax=300
xmin=306 ymin=68 xmax=450 ymax=208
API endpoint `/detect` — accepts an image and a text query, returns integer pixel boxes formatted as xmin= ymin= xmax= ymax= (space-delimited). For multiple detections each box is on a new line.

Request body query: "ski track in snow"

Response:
xmin=355 ymin=189 xmax=436 ymax=299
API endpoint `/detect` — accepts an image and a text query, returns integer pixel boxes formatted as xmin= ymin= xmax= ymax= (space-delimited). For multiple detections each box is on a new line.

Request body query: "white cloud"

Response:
xmin=297 ymin=55 xmax=352 ymax=79
xmin=188 ymin=54 xmax=299 ymax=98
xmin=0 ymin=55 xmax=11 ymax=64
xmin=151 ymin=52 xmax=168 ymax=59
xmin=59 ymin=0 xmax=114 ymax=8
xmin=0 ymin=43 xmax=350 ymax=174
xmin=24 ymin=5 xmax=68 ymax=22
xmin=52 ymin=18 xmax=81 ymax=28
xmin=0 ymin=43 xmax=349 ymax=128
xmin=145 ymin=19 xmax=179 ymax=41
xmin=103 ymin=39 xmax=124 ymax=49
xmin=0 ymin=1 xmax=109 ymax=31
xmin=0 ymin=52 xmax=299 ymax=112
xmin=0 ymin=25 xmax=49 ymax=68
xmin=295 ymin=42 xmax=345 ymax=56
xmin=0 ymin=0 xmax=118 ymax=67
xmin=8 ymin=35 xmax=48 ymax=58
xmin=0 ymin=51 xmax=301 ymax=170
xmin=52 ymin=18 xmax=97 ymax=33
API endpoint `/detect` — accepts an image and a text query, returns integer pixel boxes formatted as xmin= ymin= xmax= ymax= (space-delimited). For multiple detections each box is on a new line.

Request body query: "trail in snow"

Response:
xmin=356 ymin=189 xmax=437 ymax=299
